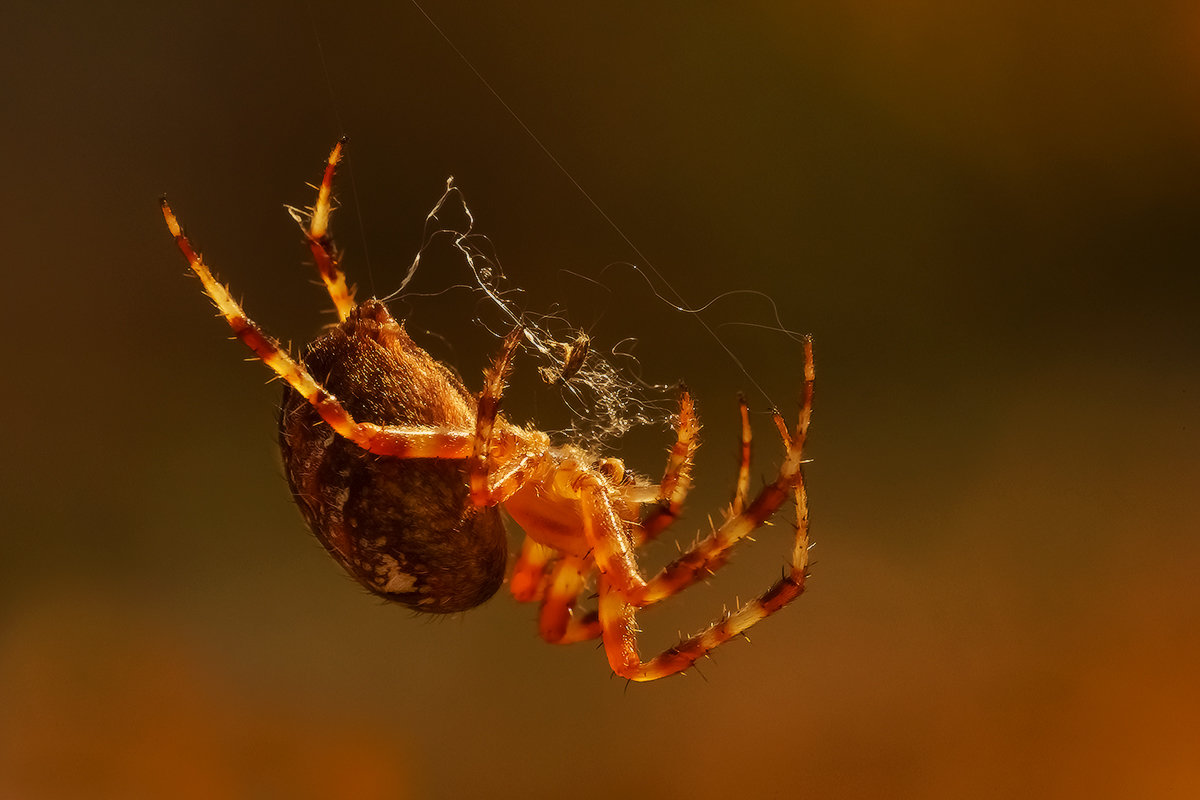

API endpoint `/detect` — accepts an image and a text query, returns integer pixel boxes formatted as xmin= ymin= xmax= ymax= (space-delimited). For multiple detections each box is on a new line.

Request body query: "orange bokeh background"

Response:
xmin=2 ymin=2 xmax=1198 ymax=797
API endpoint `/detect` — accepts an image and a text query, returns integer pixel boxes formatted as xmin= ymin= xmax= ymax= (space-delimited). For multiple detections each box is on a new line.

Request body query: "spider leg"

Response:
xmin=287 ymin=138 xmax=356 ymax=320
xmin=590 ymin=339 xmax=814 ymax=681
xmin=163 ymin=198 xmax=474 ymax=460
xmin=469 ymin=325 xmax=524 ymax=507
xmin=785 ymin=338 xmax=815 ymax=571
xmin=731 ymin=395 xmax=753 ymax=516
xmin=637 ymin=388 xmax=701 ymax=542
xmin=538 ymin=555 xmax=602 ymax=644
xmin=632 ymin=343 xmax=813 ymax=607
xmin=625 ymin=394 xmax=757 ymax=606
xmin=485 ymin=446 xmax=548 ymax=506
xmin=509 ymin=537 xmax=555 ymax=603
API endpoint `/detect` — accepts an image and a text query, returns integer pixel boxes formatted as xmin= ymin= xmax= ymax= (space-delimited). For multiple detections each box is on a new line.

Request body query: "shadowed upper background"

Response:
xmin=2 ymin=1 xmax=1198 ymax=798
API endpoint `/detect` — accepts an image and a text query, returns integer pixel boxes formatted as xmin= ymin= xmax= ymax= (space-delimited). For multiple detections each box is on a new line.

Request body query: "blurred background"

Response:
xmin=2 ymin=1 xmax=1198 ymax=797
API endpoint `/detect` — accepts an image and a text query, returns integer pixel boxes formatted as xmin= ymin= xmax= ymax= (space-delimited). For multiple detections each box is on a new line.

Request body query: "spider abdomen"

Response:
xmin=278 ymin=301 xmax=508 ymax=613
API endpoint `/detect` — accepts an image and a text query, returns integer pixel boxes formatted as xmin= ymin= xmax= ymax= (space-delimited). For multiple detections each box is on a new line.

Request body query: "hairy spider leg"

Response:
xmin=631 ymin=339 xmax=813 ymax=607
xmin=784 ymin=338 xmax=815 ymax=571
xmin=637 ymin=388 xmax=701 ymax=541
xmin=538 ymin=554 xmax=603 ymax=644
xmin=589 ymin=340 xmax=814 ymax=681
xmin=731 ymin=395 xmax=753 ymax=516
xmin=468 ymin=325 xmax=525 ymax=507
xmin=781 ymin=428 xmax=811 ymax=583
xmin=291 ymin=137 xmax=356 ymax=320
xmin=162 ymin=198 xmax=475 ymax=460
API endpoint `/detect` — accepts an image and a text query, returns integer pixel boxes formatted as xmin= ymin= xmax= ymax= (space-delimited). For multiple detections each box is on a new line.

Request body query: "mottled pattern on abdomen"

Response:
xmin=276 ymin=307 xmax=508 ymax=613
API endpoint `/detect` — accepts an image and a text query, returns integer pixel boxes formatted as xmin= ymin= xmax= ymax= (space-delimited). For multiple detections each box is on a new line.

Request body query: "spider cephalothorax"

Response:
xmin=163 ymin=139 xmax=814 ymax=681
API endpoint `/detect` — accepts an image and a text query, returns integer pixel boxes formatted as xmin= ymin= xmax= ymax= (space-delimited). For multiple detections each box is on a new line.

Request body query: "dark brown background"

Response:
xmin=2 ymin=2 xmax=1198 ymax=798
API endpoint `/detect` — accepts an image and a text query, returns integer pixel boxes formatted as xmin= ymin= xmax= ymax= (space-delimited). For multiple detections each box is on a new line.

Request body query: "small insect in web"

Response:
xmin=538 ymin=331 xmax=590 ymax=387
xmin=161 ymin=140 xmax=815 ymax=681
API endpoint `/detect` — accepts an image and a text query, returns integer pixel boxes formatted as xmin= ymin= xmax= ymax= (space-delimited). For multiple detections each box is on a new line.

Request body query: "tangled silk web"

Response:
xmin=381 ymin=179 xmax=676 ymax=451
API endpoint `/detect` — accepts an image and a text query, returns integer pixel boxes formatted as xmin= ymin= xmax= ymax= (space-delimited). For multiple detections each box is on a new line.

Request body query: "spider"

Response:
xmin=161 ymin=139 xmax=814 ymax=681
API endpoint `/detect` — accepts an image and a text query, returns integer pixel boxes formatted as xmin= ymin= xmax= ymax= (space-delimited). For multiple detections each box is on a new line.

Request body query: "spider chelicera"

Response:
xmin=161 ymin=139 xmax=814 ymax=681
